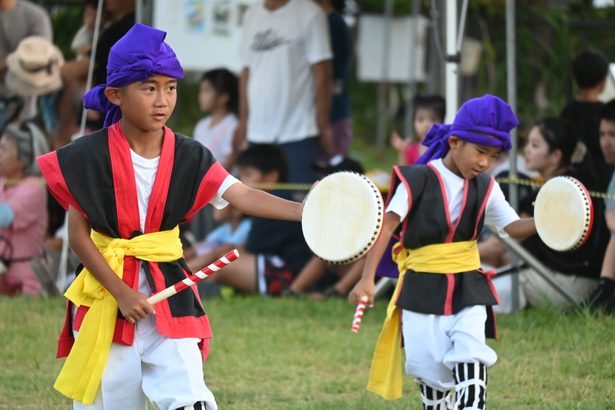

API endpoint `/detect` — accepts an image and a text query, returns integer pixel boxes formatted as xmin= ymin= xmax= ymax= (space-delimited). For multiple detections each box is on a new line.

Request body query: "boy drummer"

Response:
xmin=350 ymin=95 xmax=536 ymax=409
xmin=38 ymin=24 xmax=303 ymax=409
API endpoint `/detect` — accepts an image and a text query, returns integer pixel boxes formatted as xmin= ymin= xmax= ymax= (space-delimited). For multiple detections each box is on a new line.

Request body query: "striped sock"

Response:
xmin=416 ymin=380 xmax=453 ymax=410
xmin=177 ymin=401 xmax=208 ymax=410
xmin=453 ymin=362 xmax=487 ymax=410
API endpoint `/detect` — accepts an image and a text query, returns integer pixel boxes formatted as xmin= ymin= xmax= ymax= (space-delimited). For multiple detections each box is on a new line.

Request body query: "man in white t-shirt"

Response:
xmin=234 ymin=0 xmax=334 ymax=184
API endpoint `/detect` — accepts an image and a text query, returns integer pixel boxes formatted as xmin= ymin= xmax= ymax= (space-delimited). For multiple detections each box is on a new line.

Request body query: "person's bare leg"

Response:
xmin=332 ymin=258 xmax=365 ymax=295
xmin=207 ymin=250 xmax=258 ymax=293
xmin=289 ymin=256 xmax=328 ymax=293
xmin=187 ymin=243 xmax=235 ymax=273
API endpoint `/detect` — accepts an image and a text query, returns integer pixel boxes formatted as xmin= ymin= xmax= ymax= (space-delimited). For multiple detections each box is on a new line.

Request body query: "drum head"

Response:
xmin=302 ymin=172 xmax=384 ymax=264
xmin=534 ymin=176 xmax=593 ymax=251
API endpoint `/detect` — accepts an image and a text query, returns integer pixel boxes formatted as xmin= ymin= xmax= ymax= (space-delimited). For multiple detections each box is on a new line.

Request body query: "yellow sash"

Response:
xmin=54 ymin=226 xmax=183 ymax=404
xmin=367 ymin=240 xmax=480 ymax=400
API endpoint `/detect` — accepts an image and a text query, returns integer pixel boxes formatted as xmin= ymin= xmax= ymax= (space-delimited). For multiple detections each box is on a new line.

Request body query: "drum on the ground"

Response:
xmin=534 ymin=176 xmax=593 ymax=251
xmin=302 ymin=172 xmax=384 ymax=264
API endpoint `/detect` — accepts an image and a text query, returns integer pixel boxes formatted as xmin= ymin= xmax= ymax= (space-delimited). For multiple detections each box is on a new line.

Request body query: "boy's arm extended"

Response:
xmin=348 ymin=212 xmax=401 ymax=307
xmin=502 ymin=217 xmax=536 ymax=240
xmin=222 ymin=183 xmax=302 ymax=222
xmin=68 ymin=207 xmax=154 ymax=323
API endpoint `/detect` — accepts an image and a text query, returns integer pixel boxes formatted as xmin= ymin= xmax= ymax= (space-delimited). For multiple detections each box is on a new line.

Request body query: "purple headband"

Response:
xmin=417 ymin=94 xmax=519 ymax=165
xmin=83 ymin=23 xmax=184 ymax=128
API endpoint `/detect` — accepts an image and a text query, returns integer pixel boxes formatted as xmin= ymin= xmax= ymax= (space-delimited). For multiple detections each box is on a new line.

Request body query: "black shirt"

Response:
xmin=93 ymin=12 xmax=136 ymax=86
xmin=561 ymin=100 xmax=612 ymax=190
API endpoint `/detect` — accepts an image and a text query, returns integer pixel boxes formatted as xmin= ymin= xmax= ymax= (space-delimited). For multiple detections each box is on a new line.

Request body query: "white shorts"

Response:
xmin=519 ymin=267 xmax=597 ymax=308
xmin=401 ymin=305 xmax=497 ymax=390
xmin=73 ymin=315 xmax=217 ymax=410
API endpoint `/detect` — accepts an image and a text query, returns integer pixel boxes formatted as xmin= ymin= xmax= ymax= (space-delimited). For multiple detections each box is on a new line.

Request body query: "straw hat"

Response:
xmin=6 ymin=36 xmax=64 ymax=97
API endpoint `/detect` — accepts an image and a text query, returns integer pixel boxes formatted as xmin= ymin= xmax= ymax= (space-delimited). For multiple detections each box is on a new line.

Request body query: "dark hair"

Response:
xmin=413 ymin=95 xmax=446 ymax=122
xmin=200 ymin=68 xmax=239 ymax=115
xmin=571 ymin=49 xmax=609 ymax=89
xmin=535 ymin=118 xmax=580 ymax=168
xmin=236 ymin=144 xmax=289 ymax=183
xmin=600 ymin=99 xmax=615 ymax=123
xmin=331 ymin=0 xmax=345 ymax=13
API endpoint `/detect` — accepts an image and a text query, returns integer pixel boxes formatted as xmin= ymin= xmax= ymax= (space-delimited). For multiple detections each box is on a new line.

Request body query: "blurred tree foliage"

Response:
xmin=351 ymin=1 xmax=615 ymax=142
xmin=47 ymin=1 xmax=615 ymax=143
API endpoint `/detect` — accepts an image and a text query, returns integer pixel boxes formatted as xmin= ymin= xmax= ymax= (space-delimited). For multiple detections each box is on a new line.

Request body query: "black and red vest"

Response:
xmin=389 ymin=163 xmax=499 ymax=338
xmin=37 ymin=123 xmax=230 ymax=357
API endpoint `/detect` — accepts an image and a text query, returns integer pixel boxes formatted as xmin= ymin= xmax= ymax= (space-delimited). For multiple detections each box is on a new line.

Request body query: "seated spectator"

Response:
xmin=286 ymin=256 xmax=365 ymax=299
xmin=193 ymin=68 xmax=239 ymax=169
xmin=0 ymin=121 xmax=49 ymax=295
xmin=206 ymin=144 xmax=313 ymax=295
xmin=516 ymin=118 xmax=608 ymax=307
xmin=0 ymin=0 xmax=53 ymax=121
xmin=589 ymin=99 xmax=615 ymax=314
xmin=561 ymin=48 xmax=612 ymax=191
xmin=5 ymin=35 xmax=64 ymax=132
xmin=184 ymin=205 xmax=251 ymax=273
xmin=285 ymin=153 xmax=367 ymax=298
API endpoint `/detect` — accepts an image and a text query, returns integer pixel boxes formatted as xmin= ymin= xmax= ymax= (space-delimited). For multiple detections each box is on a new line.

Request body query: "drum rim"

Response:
xmin=301 ymin=171 xmax=384 ymax=264
xmin=534 ymin=175 xmax=593 ymax=251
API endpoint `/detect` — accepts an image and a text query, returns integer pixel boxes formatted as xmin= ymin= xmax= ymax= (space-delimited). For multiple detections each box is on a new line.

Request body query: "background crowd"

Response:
xmin=0 ymin=0 xmax=614 ymax=316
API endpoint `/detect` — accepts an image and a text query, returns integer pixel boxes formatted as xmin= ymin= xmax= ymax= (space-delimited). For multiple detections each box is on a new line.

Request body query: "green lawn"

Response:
xmin=1 ymin=296 xmax=614 ymax=409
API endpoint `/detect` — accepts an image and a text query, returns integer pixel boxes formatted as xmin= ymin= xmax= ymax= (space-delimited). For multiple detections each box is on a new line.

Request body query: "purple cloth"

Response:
xmin=375 ymin=237 xmax=399 ymax=278
xmin=83 ymin=23 xmax=184 ymax=127
xmin=417 ymin=94 xmax=519 ymax=165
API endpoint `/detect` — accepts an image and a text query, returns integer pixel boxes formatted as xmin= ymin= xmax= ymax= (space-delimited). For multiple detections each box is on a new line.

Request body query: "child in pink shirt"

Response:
xmin=390 ymin=95 xmax=445 ymax=165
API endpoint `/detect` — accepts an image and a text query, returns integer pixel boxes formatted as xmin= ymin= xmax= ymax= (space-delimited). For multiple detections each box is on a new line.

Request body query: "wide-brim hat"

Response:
xmin=6 ymin=36 xmax=64 ymax=97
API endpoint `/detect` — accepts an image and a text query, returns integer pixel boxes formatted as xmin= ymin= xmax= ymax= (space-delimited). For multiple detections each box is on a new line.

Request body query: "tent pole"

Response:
xmin=506 ymin=0 xmax=521 ymax=311
xmin=403 ymin=0 xmax=421 ymax=137
xmin=444 ymin=0 xmax=459 ymax=122
xmin=376 ymin=0 xmax=394 ymax=147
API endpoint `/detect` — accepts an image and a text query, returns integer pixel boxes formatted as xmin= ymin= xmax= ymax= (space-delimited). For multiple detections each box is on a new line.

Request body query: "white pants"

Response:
xmin=73 ymin=315 xmax=217 ymax=410
xmin=401 ymin=306 xmax=497 ymax=391
xmin=519 ymin=268 xmax=597 ymax=308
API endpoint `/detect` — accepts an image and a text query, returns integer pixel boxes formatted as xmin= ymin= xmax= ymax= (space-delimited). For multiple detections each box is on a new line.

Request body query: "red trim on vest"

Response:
xmin=56 ymin=301 xmax=74 ymax=358
xmin=391 ymin=166 xmax=413 ymax=245
xmin=107 ymin=122 xmax=141 ymax=238
xmin=184 ymin=161 xmax=229 ymax=222
xmin=37 ymin=151 xmax=86 ymax=217
xmin=145 ymin=126 xmax=175 ymax=233
xmin=443 ymin=274 xmax=455 ymax=315
xmin=473 ymin=177 xmax=495 ymax=239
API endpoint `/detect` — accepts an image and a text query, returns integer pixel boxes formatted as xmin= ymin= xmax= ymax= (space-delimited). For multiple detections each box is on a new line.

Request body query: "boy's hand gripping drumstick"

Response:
xmin=147 ymin=249 xmax=239 ymax=305
xmin=351 ymin=295 xmax=369 ymax=333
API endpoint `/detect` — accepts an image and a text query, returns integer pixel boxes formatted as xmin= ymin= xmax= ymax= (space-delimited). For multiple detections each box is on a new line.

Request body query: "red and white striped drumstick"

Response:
xmin=147 ymin=249 xmax=239 ymax=305
xmin=351 ymin=296 xmax=368 ymax=333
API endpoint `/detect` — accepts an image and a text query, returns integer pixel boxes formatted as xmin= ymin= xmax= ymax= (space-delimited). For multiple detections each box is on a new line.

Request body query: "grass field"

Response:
xmin=1 ymin=296 xmax=614 ymax=409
